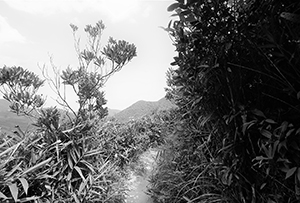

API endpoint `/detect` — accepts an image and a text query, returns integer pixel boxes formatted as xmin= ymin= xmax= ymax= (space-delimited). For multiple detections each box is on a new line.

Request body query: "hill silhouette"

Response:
xmin=0 ymin=99 xmax=120 ymax=133
xmin=0 ymin=99 xmax=34 ymax=134
xmin=113 ymin=97 xmax=176 ymax=122
xmin=107 ymin=108 xmax=121 ymax=117
xmin=0 ymin=98 xmax=175 ymax=132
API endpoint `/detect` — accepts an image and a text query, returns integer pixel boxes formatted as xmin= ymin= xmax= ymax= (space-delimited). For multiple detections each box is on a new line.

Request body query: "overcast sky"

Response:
xmin=0 ymin=0 xmax=176 ymax=110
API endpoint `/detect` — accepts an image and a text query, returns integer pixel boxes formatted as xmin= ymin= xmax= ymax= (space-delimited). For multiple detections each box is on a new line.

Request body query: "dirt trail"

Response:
xmin=125 ymin=148 xmax=158 ymax=203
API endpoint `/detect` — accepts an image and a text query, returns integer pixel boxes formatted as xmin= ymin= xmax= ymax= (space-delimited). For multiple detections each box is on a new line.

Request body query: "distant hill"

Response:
xmin=113 ymin=97 xmax=176 ymax=122
xmin=0 ymin=99 xmax=34 ymax=134
xmin=0 ymin=99 xmax=120 ymax=133
xmin=0 ymin=97 xmax=175 ymax=131
xmin=107 ymin=108 xmax=121 ymax=117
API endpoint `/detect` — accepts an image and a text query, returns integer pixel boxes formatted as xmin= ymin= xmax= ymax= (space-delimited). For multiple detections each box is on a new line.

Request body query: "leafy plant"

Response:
xmin=42 ymin=20 xmax=137 ymax=123
xmin=0 ymin=66 xmax=45 ymax=117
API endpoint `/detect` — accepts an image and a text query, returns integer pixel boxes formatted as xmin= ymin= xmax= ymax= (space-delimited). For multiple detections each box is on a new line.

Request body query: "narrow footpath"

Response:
xmin=125 ymin=148 xmax=158 ymax=203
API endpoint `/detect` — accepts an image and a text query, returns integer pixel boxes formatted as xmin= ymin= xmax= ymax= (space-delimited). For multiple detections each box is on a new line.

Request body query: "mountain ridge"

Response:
xmin=112 ymin=97 xmax=176 ymax=122
xmin=0 ymin=99 xmax=33 ymax=133
xmin=0 ymin=97 xmax=175 ymax=132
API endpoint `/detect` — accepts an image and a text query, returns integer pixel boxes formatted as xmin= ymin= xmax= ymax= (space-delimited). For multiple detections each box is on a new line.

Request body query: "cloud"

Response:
xmin=0 ymin=15 xmax=26 ymax=44
xmin=3 ymin=0 xmax=144 ymax=23
xmin=142 ymin=5 xmax=152 ymax=18
xmin=99 ymin=0 xmax=139 ymax=23
xmin=3 ymin=0 xmax=89 ymax=15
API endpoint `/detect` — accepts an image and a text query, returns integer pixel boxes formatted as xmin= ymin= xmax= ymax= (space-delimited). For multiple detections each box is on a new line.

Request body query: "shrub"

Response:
xmin=94 ymin=109 xmax=178 ymax=169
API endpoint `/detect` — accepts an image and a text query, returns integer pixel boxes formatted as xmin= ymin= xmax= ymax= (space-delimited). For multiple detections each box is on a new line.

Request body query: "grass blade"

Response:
xmin=21 ymin=157 xmax=52 ymax=175
xmin=8 ymin=183 xmax=18 ymax=202
xmin=18 ymin=178 xmax=29 ymax=195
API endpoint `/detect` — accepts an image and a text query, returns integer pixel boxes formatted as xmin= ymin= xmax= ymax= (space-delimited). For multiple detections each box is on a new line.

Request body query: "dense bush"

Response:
xmin=0 ymin=118 xmax=127 ymax=202
xmin=150 ymin=0 xmax=300 ymax=202
xmin=91 ymin=110 xmax=177 ymax=170
xmin=0 ymin=109 xmax=174 ymax=202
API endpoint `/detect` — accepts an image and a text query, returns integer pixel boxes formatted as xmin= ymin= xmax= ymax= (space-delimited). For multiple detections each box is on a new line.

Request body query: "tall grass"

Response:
xmin=0 ymin=108 xmax=175 ymax=202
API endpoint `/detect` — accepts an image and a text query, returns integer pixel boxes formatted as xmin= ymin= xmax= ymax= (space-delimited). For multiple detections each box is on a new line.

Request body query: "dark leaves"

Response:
xmin=280 ymin=12 xmax=300 ymax=23
xmin=0 ymin=66 xmax=45 ymax=115
xmin=102 ymin=37 xmax=137 ymax=66
xmin=167 ymin=3 xmax=180 ymax=12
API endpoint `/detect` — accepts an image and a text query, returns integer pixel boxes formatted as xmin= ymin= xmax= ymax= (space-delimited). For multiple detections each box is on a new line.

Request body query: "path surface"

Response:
xmin=125 ymin=149 xmax=158 ymax=203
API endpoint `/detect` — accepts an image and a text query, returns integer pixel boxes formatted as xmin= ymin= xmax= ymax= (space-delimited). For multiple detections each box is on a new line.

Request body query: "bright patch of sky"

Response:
xmin=0 ymin=15 xmax=25 ymax=44
xmin=0 ymin=0 xmax=176 ymax=110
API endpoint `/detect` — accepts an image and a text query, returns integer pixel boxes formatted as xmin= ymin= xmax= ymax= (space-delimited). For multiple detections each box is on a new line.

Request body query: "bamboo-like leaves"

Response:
xmin=21 ymin=157 xmax=52 ymax=176
xmin=8 ymin=183 xmax=18 ymax=201
xmin=0 ymin=141 xmax=23 ymax=159
xmin=0 ymin=191 xmax=8 ymax=200
xmin=78 ymin=175 xmax=89 ymax=195
xmin=286 ymin=167 xmax=297 ymax=179
xmin=18 ymin=178 xmax=29 ymax=195
xmin=0 ymin=112 xmax=168 ymax=202
xmin=74 ymin=166 xmax=85 ymax=181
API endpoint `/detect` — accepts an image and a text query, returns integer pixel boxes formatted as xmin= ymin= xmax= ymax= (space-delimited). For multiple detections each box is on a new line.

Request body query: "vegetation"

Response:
xmin=150 ymin=0 xmax=300 ymax=202
xmin=0 ymin=108 xmax=174 ymax=202
xmin=0 ymin=99 xmax=33 ymax=134
xmin=0 ymin=20 xmax=177 ymax=203
xmin=0 ymin=25 xmax=175 ymax=202
xmin=2 ymin=1 xmax=300 ymax=202
xmin=0 ymin=20 xmax=141 ymax=202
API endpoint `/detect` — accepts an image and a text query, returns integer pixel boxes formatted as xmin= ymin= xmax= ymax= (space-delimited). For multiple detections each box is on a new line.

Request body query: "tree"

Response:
xmin=42 ymin=20 xmax=137 ymax=123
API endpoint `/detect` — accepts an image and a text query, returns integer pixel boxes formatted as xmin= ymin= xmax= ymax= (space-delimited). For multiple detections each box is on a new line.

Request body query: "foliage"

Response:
xmin=95 ymin=109 xmax=177 ymax=168
xmin=0 ymin=106 xmax=175 ymax=202
xmin=43 ymin=20 xmax=137 ymax=122
xmin=0 ymin=123 xmax=126 ymax=203
xmin=151 ymin=0 xmax=300 ymax=202
xmin=0 ymin=20 xmax=138 ymax=202
xmin=0 ymin=66 xmax=45 ymax=116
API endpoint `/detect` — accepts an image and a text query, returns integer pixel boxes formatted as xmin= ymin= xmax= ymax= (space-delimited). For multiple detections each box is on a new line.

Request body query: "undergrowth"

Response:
xmin=0 ymin=108 xmax=174 ymax=202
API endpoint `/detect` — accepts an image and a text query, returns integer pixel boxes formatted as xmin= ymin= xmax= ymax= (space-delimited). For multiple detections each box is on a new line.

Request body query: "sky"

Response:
xmin=0 ymin=0 xmax=176 ymax=110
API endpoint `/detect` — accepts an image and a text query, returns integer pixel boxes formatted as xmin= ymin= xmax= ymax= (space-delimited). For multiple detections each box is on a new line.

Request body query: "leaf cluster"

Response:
xmin=0 ymin=66 xmax=45 ymax=116
xmin=58 ymin=21 xmax=136 ymax=122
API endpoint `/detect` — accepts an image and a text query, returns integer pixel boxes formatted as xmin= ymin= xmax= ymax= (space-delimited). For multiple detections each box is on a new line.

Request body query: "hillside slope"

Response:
xmin=0 ymin=99 xmax=33 ymax=133
xmin=113 ymin=97 xmax=176 ymax=122
xmin=107 ymin=108 xmax=121 ymax=117
xmin=0 ymin=99 xmax=120 ymax=133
